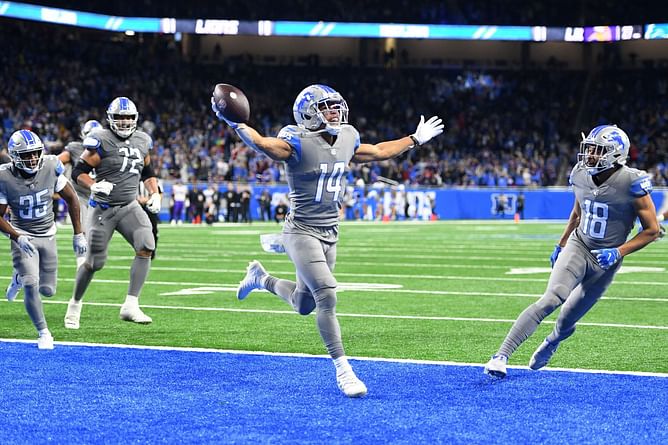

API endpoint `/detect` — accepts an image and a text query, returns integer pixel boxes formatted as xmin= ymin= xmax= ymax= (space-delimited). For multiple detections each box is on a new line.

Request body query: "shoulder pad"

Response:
xmin=83 ymin=136 xmax=101 ymax=150
xmin=55 ymin=157 xmax=65 ymax=175
xmin=277 ymin=126 xmax=301 ymax=162
xmin=568 ymin=164 xmax=580 ymax=186
xmin=630 ymin=175 xmax=652 ymax=197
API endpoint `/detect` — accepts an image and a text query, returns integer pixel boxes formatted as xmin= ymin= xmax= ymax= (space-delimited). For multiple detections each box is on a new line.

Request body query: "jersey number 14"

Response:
xmin=315 ymin=162 xmax=345 ymax=203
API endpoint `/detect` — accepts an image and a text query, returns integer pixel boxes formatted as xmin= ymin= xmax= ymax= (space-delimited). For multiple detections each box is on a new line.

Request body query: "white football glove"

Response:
xmin=146 ymin=193 xmax=161 ymax=213
xmin=73 ymin=233 xmax=88 ymax=256
xmin=412 ymin=115 xmax=445 ymax=146
xmin=17 ymin=235 xmax=36 ymax=257
xmin=90 ymin=180 xmax=114 ymax=196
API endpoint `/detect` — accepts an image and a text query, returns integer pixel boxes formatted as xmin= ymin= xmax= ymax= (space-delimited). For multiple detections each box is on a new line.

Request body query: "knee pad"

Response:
xmin=39 ymin=286 xmax=55 ymax=297
xmin=21 ymin=274 xmax=38 ymax=288
xmin=90 ymin=253 xmax=107 ymax=271
xmin=134 ymin=228 xmax=156 ymax=252
xmin=295 ymin=291 xmax=316 ymax=316
xmin=535 ymin=283 xmax=570 ymax=316
xmin=313 ymin=287 xmax=337 ymax=313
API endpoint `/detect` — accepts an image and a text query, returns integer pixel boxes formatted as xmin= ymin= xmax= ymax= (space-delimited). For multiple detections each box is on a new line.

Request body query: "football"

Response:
xmin=212 ymin=83 xmax=250 ymax=124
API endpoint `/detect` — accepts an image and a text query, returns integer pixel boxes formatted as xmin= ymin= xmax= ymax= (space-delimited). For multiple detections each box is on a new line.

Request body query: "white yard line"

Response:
xmin=15 ymin=265 xmax=668 ymax=285
xmin=9 ymin=299 xmax=667 ymax=330
xmin=1 ymin=338 xmax=665 ymax=378
xmin=1 ymin=275 xmax=667 ymax=301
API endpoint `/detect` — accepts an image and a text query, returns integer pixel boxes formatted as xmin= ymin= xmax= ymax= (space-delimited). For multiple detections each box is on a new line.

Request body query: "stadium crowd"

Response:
xmin=1 ymin=21 xmax=667 ymax=190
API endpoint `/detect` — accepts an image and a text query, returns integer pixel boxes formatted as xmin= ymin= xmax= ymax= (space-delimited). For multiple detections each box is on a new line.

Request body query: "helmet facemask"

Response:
xmin=316 ymin=98 xmax=349 ymax=135
xmin=107 ymin=97 xmax=138 ymax=138
xmin=578 ymin=141 xmax=617 ymax=174
xmin=578 ymin=125 xmax=629 ymax=175
xmin=108 ymin=113 xmax=137 ymax=138
xmin=13 ymin=149 xmax=44 ymax=174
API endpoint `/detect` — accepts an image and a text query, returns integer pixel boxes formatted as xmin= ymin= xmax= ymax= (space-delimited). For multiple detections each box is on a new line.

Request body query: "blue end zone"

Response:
xmin=0 ymin=341 xmax=665 ymax=444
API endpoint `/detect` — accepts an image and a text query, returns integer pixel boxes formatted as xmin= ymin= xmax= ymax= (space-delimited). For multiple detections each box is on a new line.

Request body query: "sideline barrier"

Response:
xmin=159 ymin=184 xmax=668 ymax=222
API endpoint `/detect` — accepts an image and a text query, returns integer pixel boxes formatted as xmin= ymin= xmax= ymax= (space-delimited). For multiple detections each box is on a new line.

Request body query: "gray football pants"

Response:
xmin=77 ymin=194 xmax=89 ymax=231
xmin=11 ymin=236 xmax=58 ymax=331
xmin=73 ymin=201 xmax=155 ymax=301
xmin=264 ymin=232 xmax=344 ymax=359
xmin=498 ymin=238 xmax=620 ymax=358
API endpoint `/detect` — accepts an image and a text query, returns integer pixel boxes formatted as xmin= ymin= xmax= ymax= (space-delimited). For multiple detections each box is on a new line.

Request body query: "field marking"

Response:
xmin=1 ymin=275 xmax=667 ymax=302
xmin=47 ymin=252 xmax=668 ymax=272
xmin=159 ymin=282 xmax=402 ymax=296
xmin=1 ymin=338 xmax=665 ymax=378
xmin=25 ymin=265 xmax=668 ymax=286
xmin=13 ymin=300 xmax=668 ymax=330
xmin=507 ymin=266 xmax=665 ymax=275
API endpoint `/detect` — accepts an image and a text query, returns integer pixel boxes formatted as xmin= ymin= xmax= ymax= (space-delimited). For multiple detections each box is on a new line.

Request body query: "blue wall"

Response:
xmin=159 ymin=183 xmax=668 ymax=222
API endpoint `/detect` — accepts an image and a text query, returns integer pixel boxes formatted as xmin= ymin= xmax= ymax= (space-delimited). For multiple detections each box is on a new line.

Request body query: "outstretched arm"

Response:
xmin=232 ymin=124 xmax=294 ymax=161
xmin=211 ymin=97 xmax=293 ymax=161
xmin=352 ymin=115 xmax=444 ymax=163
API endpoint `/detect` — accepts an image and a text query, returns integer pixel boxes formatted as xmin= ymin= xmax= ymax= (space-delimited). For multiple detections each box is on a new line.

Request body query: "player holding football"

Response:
xmin=485 ymin=125 xmax=659 ymax=378
xmin=0 ymin=130 xmax=86 ymax=349
xmin=212 ymin=84 xmax=444 ymax=397
xmin=64 ymin=97 xmax=161 ymax=329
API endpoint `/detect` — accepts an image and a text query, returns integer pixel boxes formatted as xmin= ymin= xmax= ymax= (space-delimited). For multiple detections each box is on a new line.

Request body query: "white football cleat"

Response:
xmin=6 ymin=272 xmax=22 ymax=302
xmin=336 ymin=371 xmax=368 ymax=398
xmin=37 ymin=331 xmax=54 ymax=350
xmin=529 ymin=339 xmax=560 ymax=370
xmin=119 ymin=304 xmax=153 ymax=324
xmin=64 ymin=299 xmax=82 ymax=329
xmin=236 ymin=260 xmax=267 ymax=301
xmin=484 ymin=354 xmax=508 ymax=378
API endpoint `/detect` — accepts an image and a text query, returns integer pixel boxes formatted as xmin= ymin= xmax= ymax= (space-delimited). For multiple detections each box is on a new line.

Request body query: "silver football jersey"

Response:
xmin=278 ymin=124 xmax=360 ymax=227
xmin=0 ymin=155 xmax=64 ymax=235
xmin=569 ymin=164 xmax=652 ymax=250
xmin=83 ymin=128 xmax=152 ymax=206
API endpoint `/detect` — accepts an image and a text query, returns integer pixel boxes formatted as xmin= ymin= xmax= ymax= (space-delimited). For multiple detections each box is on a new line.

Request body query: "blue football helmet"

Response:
xmin=292 ymin=84 xmax=348 ymax=134
xmin=8 ymin=129 xmax=44 ymax=174
xmin=81 ymin=119 xmax=102 ymax=138
xmin=107 ymin=97 xmax=138 ymax=138
xmin=578 ymin=125 xmax=630 ymax=175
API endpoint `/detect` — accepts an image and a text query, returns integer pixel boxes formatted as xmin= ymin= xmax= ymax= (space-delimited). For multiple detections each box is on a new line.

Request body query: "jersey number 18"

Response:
xmin=582 ymin=199 xmax=608 ymax=239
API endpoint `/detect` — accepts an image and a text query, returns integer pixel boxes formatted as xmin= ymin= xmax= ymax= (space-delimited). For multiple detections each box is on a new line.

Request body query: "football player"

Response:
xmin=59 ymin=120 xmax=102 ymax=237
xmin=485 ymin=125 xmax=659 ymax=378
xmin=0 ymin=130 xmax=86 ymax=349
xmin=5 ymin=120 xmax=101 ymax=300
xmin=64 ymin=97 xmax=161 ymax=329
xmin=212 ymin=84 xmax=444 ymax=397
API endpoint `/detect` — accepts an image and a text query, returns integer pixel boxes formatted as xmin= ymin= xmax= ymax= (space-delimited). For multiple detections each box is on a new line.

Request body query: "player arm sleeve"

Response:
xmin=277 ymin=127 xmax=300 ymax=163
xmin=55 ymin=174 xmax=69 ymax=193
xmin=82 ymin=136 xmax=102 ymax=155
xmin=72 ymin=159 xmax=95 ymax=185
xmin=630 ymin=175 xmax=653 ymax=197
xmin=141 ymin=162 xmax=157 ymax=181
